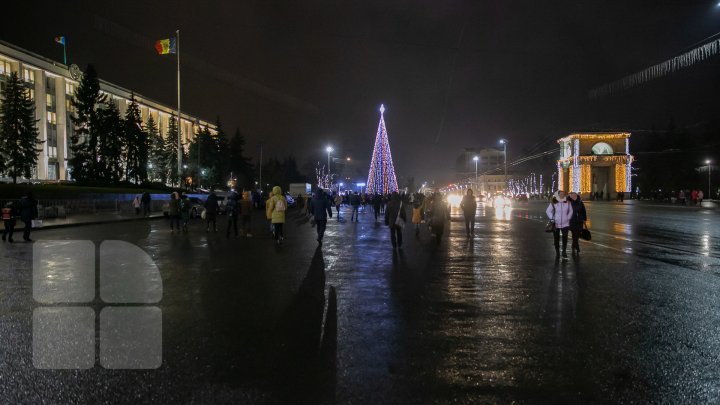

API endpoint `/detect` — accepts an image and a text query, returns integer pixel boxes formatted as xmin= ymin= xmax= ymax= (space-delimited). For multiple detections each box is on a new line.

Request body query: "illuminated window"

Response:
xmin=65 ymin=82 xmax=75 ymax=95
xmin=23 ymin=68 xmax=35 ymax=84
xmin=0 ymin=59 xmax=10 ymax=76
xmin=47 ymin=111 xmax=57 ymax=125
xmin=591 ymin=142 xmax=614 ymax=155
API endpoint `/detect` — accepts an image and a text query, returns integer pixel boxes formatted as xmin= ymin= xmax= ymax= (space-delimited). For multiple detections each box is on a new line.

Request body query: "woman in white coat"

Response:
xmin=546 ymin=190 xmax=574 ymax=259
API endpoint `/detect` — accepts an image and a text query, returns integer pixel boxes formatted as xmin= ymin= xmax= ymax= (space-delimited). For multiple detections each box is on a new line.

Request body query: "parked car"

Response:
xmin=163 ymin=197 xmax=205 ymax=218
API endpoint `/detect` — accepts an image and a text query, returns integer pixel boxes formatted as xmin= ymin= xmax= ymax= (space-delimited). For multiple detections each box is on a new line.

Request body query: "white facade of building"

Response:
xmin=0 ymin=40 xmax=215 ymax=181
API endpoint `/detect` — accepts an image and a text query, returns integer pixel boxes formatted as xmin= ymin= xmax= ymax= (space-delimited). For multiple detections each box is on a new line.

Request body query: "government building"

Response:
xmin=0 ymin=40 xmax=216 ymax=182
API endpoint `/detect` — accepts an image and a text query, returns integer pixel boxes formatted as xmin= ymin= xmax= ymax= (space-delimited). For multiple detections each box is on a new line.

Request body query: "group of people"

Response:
xmin=132 ymin=192 xmax=153 ymax=216
xmin=545 ymin=190 xmax=588 ymax=260
xmin=166 ymin=190 xmax=254 ymax=238
xmin=1 ymin=192 xmax=39 ymax=243
xmin=677 ymin=189 xmax=705 ymax=206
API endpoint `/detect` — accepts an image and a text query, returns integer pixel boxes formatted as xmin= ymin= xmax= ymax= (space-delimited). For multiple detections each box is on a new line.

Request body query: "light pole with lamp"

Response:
xmin=326 ymin=146 xmax=334 ymax=189
xmin=499 ymin=139 xmax=507 ymax=192
xmin=473 ymin=155 xmax=479 ymax=194
xmin=706 ymin=159 xmax=712 ymax=201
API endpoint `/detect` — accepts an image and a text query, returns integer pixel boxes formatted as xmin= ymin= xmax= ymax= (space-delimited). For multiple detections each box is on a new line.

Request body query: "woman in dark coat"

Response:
xmin=460 ymin=189 xmax=477 ymax=237
xmin=430 ymin=192 xmax=448 ymax=245
xmin=205 ymin=192 xmax=219 ymax=232
xmin=567 ymin=192 xmax=587 ymax=255
xmin=19 ymin=192 xmax=38 ymax=242
xmin=384 ymin=192 xmax=407 ymax=249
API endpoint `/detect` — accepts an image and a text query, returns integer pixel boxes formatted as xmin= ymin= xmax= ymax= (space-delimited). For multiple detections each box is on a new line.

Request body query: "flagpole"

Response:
xmin=63 ymin=42 xmax=67 ymax=65
xmin=176 ymin=29 xmax=182 ymax=184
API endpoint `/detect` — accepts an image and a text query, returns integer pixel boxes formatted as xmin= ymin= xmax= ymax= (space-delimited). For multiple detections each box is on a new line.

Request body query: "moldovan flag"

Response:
xmin=54 ymin=36 xmax=65 ymax=45
xmin=155 ymin=38 xmax=176 ymax=55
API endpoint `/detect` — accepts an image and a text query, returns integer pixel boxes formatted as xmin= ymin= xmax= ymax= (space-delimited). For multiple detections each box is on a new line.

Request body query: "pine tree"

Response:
xmin=97 ymin=100 xmax=124 ymax=182
xmin=228 ymin=128 xmax=254 ymax=189
xmin=146 ymin=115 xmax=165 ymax=183
xmin=123 ymin=95 xmax=146 ymax=183
xmin=70 ymin=64 xmax=106 ymax=181
xmin=164 ymin=114 xmax=182 ymax=186
xmin=0 ymin=72 xmax=42 ymax=183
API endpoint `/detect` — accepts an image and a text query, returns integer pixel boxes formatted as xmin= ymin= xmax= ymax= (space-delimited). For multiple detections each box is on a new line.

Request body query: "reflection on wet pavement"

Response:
xmin=0 ymin=202 xmax=719 ymax=402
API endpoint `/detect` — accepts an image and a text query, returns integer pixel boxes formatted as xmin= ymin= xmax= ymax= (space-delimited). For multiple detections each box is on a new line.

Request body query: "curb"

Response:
xmin=3 ymin=215 xmax=166 ymax=232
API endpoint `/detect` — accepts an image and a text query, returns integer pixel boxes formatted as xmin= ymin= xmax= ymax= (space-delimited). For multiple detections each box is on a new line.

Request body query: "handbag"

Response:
xmin=580 ymin=222 xmax=591 ymax=241
xmin=394 ymin=202 xmax=406 ymax=228
xmin=544 ymin=204 xmax=555 ymax=233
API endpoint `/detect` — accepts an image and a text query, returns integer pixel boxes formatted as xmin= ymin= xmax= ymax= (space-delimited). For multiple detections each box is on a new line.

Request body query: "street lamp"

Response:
xmin=706 ymin=160 xmax=712 ymax=201
xmin=473 ymin=156 xmax=479 ymax=193
xmin=499 ymin=139 xmax=507 ymax=191
xmin=326 ymin=146 xmax=334 ymax=189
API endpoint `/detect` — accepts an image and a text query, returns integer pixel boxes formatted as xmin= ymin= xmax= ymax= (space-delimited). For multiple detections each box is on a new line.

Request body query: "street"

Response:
xmin=1 ymin=201 xmax=719 ymax=403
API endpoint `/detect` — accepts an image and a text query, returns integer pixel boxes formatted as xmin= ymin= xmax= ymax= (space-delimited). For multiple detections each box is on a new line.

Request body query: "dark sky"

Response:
xmin=3 ymin=0 xmax=720 ymax=184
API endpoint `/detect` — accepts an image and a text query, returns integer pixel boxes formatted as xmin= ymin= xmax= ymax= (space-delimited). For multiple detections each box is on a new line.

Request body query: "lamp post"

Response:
xmin=326 ymin=146 xmax=334 ymax=189
xmin=499 ymin=139 xmax=507 ymax=191
xmin=473 ymin=156 xmax=479 ymax=194
xmin=706 ymin=160 xmax=712 ymax=201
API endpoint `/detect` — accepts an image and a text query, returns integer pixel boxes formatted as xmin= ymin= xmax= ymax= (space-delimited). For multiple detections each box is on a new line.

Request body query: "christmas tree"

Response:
xmin=366 ymin=104 xmax=398 ymax=194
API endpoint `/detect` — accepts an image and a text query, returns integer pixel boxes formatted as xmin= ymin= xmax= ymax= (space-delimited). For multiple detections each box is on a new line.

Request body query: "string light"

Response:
xmin=581 ymin=165 xmax=592 ymax=193
xmin=367 ymin=104 xmax=398 ymax=194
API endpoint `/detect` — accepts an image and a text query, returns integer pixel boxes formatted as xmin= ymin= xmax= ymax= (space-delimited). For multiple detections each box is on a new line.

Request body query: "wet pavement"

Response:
xmin=0 ymin=201 xmax=719 ymax=403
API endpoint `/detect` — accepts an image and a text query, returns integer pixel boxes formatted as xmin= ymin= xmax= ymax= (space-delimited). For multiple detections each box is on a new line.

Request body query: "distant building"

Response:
xmin=455 ymin=147 xmax=508 ymax=195
xmin=0 ymin=40 xmax=216 ymax=182
xmin=556 ymin=132 xmax=633 ymax=200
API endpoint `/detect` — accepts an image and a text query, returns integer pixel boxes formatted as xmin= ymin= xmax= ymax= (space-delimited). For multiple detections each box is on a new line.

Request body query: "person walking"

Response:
xmin=179 ymin=194 xmax=191 ymax=233
xmin=267 ymin=186 xmax=287 ymax=244
xmin=546 ymin=190 xmax=573 ymax=259
xmin=373 ymin=194 xmax=382 ymax=223
xmin=384 ymin=192 xmax=407 ymax=249
xmin=204 ymin=192 xmax=219 ymax=232
xmin=698 ymin=190 xmax=704 ymax=206
xmin=350 ymin=192 xmax=361 ymax=222
xmin=168 ymin=192 xmax=181 ymax=233
xmin=225 ymin=191 xmax=239 ymax=238
xmin=460 ymin=189 xmax=477 ymax=237
xmin=265 ymin=190 xmax=274 ymax=235
xmin=141 ymin=191 xmax=152 ymax=217
xmin=333 ymin=193 xmax=342 ymax=221
xmin=240 ymin=191 xmax=253 ymax=237
xmin=429 ymin=193 xmax=447 ymax=245
xmin=567 ymin=192 xmax=587 ymax=256
xmin=309 ymin=189 xmax=333 ymax=244
xmin=411 ymin=196 xmax=424 ymax=237
xmin=1 ymin=201 xmax=17 ymax=243
xmin=18 ymin=192 xmax=38 ymax=242
xmin=133 ymin=195 xmax=142 ymax=215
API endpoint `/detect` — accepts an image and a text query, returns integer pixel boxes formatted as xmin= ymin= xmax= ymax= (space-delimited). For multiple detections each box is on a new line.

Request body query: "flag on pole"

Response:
xmin=155 ymin=38 xmax=177 ymax=55
xmin=54 ymin=36 xmax=65 ymax=45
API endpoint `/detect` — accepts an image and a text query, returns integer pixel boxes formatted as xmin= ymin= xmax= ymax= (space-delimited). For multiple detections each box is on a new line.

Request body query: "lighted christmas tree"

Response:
xmin=367 ymin=104 xmax=398 ymax=194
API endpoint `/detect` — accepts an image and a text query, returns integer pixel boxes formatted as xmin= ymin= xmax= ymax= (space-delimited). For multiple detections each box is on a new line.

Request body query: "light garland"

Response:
xmin=615 ymin=164 xmax=627 ymax=192
xmin=557 ymin=163 xmax=564 ymax=192
xmin=557 ymin=133 xmax=631 ymax=143
xmin=581 ymin=165 xmax=592 ymax=193
xmin=366 ymin=104 xmax=398 ymax=194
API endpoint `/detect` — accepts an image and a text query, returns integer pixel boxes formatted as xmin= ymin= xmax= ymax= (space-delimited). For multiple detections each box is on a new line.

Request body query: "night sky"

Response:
xmin=2 ymin=1 xmax=720 ymax=185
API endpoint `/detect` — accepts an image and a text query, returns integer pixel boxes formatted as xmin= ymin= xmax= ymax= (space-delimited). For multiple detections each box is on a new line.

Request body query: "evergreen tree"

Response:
xmin=228 ymin=128 xmax=254 ymax=189
xmin=164 ymin=114 xmax=182 ymax=186
xmin=70 ymin=64 xmax=106 ymax=181
xmin=123 ymin=95 xmax=146 ymax=183
xmin=146 ymin=115 xmax=165 ymax=183
xmin=97 ymin=100 xmax=124 ymax=182
xmin=0 ymin=72 xmax=42 ymax=183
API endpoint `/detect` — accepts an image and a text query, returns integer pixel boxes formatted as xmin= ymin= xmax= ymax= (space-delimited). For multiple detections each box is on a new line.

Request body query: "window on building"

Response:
xmin=28 ymin=88 xmax=35 ymax=100
xmin=47 ymin=163 xmax=57 ymax=180
xmin=0 ymin=59 xmax=10 ymax=76
xmin=47 ymin=111 xmax=57 ymax=125
xmin=46 ymin=76 xmax=55 ymax=91
xmin=23 ymin=68 xmax=35 ymax=84
xmin=591 ymin=142 xmax=614 ymax=155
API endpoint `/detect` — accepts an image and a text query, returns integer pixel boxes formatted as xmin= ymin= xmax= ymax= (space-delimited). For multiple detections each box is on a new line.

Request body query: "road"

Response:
xmin=0 ymin=200 xmax=719 ymax=403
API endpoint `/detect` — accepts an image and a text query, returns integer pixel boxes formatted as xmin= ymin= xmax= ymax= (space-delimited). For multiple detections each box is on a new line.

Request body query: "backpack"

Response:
xmin=274 ymin=197 xmax=287 ymax=212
